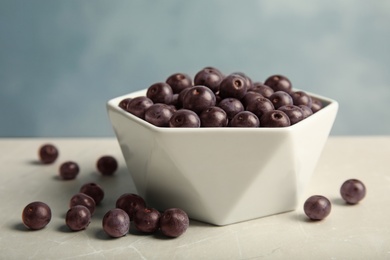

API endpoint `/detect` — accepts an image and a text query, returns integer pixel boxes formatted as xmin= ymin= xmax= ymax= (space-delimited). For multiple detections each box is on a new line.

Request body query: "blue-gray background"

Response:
xmin=1 ymin=0 xmax=389 ymax=137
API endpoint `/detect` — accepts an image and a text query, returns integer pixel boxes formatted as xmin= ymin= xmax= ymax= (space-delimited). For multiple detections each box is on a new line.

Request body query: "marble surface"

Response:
xmin=0 ymin=137 xmax=389 ymax=259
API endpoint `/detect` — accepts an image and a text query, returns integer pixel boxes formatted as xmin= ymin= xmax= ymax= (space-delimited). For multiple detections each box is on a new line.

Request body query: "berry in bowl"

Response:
xmin=107 ymin=68 xmax=338 ymax=226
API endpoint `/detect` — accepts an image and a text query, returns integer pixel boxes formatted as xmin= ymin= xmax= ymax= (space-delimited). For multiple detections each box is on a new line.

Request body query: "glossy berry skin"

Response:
xmin=264 ymin=74 xmax=292 ymax=93
xmin=146 ymin=82 xmax=173 ymax=104
xmin=66 ymin=205 xmax=91 ymax=231
xmin=199 ymin=106 xmax=228 ymax=127
xmin=166 ymin=73 xmax=192 ymax=94
xmin=169 ymin=109 xmax=201 ymax=128
xmin=246 ymin=96 xmax=275 ymax=119
xmin=260 ymin=110 xmax=291 ymax=127
xmin=126 ymin=96 xmax=154 ymax=119
xmin=230 ymin=111 xmax=260 ymax=127
xmin=241 ymin=91 xmax=263 ymax=108
xmin=115 ymin=193 xmax=146 ymax=220
xmin=311 ymin=98 xmax=323 ymax=113
xmin=218 ymin=98 xmax=244 ymax=120
xmin=278 ymin=105 xmax=305 ymax=125
xmin=79 ymin=182 xmax=105 ymax=205
xmin=69 ymin=193 xmax=96 ymax=215
xmin=299 ymin=105 xmax=313 ymax=119
xmin=219 ymin=74 xmax=248 ymax=99
xmin=133 ymin=207 xmax=161 ymax=233
xmin=177 ymin=88 xmax=191 ymax=108
xmin=269 ymin=91 xmax=293 ymax=109
xmin=232 ymin=72 xmax=253 ymax=90
xmin=160 ymin=208 xmax=189 ymax=238
xmin=118 ymin=98 xmax=132 ymax=111
xmin=250 ymin=82 xmax=274 ymax=98
xmin=340 ymin=179 xmax=366 ymax=204
xmin=59 ymin=161 xmax=79 ymax=180
xmin=102 ymin=208 xmax=130 ymax=238
xmin=194 ymin=67 xmax=224 ymax=93
xmin=304 ymin=195 xmax=331 ymax=220
xmin=38 ymin=144 xmax=59 ymax=164
xmin=145 ymin=103 xmax=174 ymax=127
xmin=22 ymin=201 xmax=51 ymax=230
xmin=97 ymin=155 xmax=118 ymax=176
xmin=291 ymin=91 xmax=312 ymax=108
xmin=182 ymin=85 xmax=216 ymax=114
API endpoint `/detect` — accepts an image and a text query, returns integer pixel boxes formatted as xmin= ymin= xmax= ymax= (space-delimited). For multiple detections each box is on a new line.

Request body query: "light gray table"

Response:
xmin=0 ymin=137 xmax=389 ymax=259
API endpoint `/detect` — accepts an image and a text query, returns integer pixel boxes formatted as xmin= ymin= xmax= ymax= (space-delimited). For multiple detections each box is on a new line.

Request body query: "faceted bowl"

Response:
xmin=107 ymin=89 xmax=338 ymax=226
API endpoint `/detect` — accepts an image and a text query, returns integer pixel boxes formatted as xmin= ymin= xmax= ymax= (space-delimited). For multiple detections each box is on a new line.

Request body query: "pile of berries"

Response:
xmin=119 ymin=67 xmax=325 ymax=128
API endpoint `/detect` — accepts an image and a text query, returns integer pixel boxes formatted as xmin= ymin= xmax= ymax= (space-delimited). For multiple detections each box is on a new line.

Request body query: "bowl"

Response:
xmin=107 ymin=89 xmax=338 ymax=226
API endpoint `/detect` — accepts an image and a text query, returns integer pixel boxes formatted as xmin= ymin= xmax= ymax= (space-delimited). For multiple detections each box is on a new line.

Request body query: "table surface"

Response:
xmin=0 ymin=137 xmax=389 ymax=259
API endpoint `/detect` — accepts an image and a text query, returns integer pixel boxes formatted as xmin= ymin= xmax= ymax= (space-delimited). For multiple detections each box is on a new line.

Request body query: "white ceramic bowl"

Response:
xmin=107 ymin=89 xmax=338 ymax=226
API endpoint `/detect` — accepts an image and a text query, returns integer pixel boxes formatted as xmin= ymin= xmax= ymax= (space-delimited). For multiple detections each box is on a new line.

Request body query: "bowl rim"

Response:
xmin=107 ymin=88 xmax=338 ymax=134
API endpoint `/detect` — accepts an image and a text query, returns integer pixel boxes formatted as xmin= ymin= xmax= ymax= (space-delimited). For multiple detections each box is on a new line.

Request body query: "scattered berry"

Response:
xmin=79 ymin=182 xmax=105 ymax=205
xmin=66 ymin=205 xmax=91 ymax=231
xmin=160 ymin=208 xmax=189 ymax=238
xmin=102 ymin=208 xmax=130 ymax=238
xmin=38 ymin=144 xmax=58 ymax=164
xmin=97 ymin=156 xmax=118 ymax=176
xmin=304 ymin=195 xmax=331 ymax=220
xmin=59 ymin=161 xmax=79 ymax=180
xmin=340 ymin=179 xmax=366 ymax=204
xmin=22 ymin=201 xmax=51 ymax=230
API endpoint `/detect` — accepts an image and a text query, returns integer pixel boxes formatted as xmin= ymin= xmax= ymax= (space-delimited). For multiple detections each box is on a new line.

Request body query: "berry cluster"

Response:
xmin=119 ymin=68 xmax=325 ymax=128
xmin=21 ymin=144 xmax=189 ymax=239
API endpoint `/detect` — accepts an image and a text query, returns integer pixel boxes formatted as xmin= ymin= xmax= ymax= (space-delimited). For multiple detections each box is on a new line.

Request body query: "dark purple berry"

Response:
xmin=194 ymin=67 xmax=224 ymax=93
xmin=69 ymin=193 xmax=96 ymax=215
xmin=278 ymin=105 xmax=305 ymax=125
xmin=177 ymin=87 xmax=191 ymax=109
xmin=166 ymin=73 xmax=192 ymax=94
xmin=231 ymin=72 xmax=253 ymax=90
xmin=59 ymin=161 xmax=79 ymax=180
xmin=38 ymin=144 xmax=58 ymax=164
xmin=245 ymin=96 xmax=274 ymax=119
xmin=299 ymin=105 xmax=313 ymax=119
xmin=199 ymin=106 xmax=228 ymax=127
xmin=230 ymin=111 xmax=260 ymax=127
xmin=169 ymin=109 xmax=201 ymax=128
xmin=146 ymin=82 xmax=173 ymax=104
xmin=66 ymin=205 xmax=91 ymax=231
xmin=170 ymin=93 xmax=179 ymax=107
xmin=118 ymin=98 xmax=132 ymax=111
xmin=145 ymin=103 xmax=174 ymax=127
xmin=241 ymin=91 xmax=263 ymax=108
xmin=291 ymin=91 xmax=312 ymax=108
xmin=79 ymin=182 xmax=105 ymax=205
xmin=126 ymin=96 xmax=154 ymax=119
xmin=22 ymin=201 xmax=51 ymax=230
xmin=97 ymin=155 xmax=118 ymax=176
xmin=340 ymin=179 xmax=366 ymax=204
xmin=182 ymin=85 xmax=216 ymax=114
xmin=311 ymin=98 xmax=323 ymax=113
xmin=264 ymin=74 xmax=292 ymax=92
xmin=304 ymin=195 xmax=331 ymax=220
xmin=102 ymin=208 xmax=130 ymax=238
xmin=115 ymin=193 xmax=146 ymax=220
xmin=250 ymin=82 xmax=274 ymax=98
xmin=218 ymin=98 xmax=244 ymax=120
xmin=269 ymin=91 xmax=293 ymax=109
xmin=260 ymin=110 xmax=291 ymax=127
xmin=133 ymin=207 xmax=161 ymax=233
xmin=160 ymin=208 xmax=189 ymax=238
xmin=219 ymin=74 xmax=248 ymax=99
